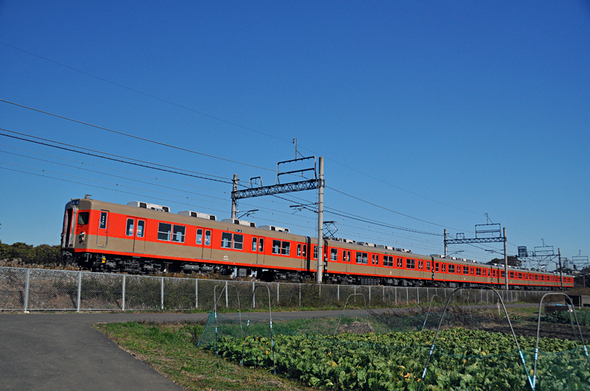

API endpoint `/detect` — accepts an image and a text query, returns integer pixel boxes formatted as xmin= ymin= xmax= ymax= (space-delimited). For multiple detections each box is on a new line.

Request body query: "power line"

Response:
xmin=0 ymin=98 xmax=274 ymax=172
xmin=326 ymin=186 xmax=467 ymax=232
xmin=0 ymin=128 xmax=234 ymax=185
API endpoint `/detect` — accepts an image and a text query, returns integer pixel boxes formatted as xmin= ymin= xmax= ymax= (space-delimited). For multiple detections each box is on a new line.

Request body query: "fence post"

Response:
xmin=277 ymin=282 xmax=279 ymax=305
xmin=252 ymin=281 xmax=256 ymax=308
xmin=298 ymin=283 xmax=301 ymax=307
xmin=225 ymin=281 xmax=229 ymax=308
xmin=417 ymin=287 xmax=420 ymax=304
xmin=195 ymin=279 xmax=199 ymax=309
xmin=406 ymin=287 xmax=409 ymax=305
xmin=395 ymin=287 xmax=397 ymax=304
xmin=122 ymin=275 xmax=126 ymax=311
xmin=369 ymin=286 xmax=371 ymax=305
xmin=24 ymin=268 xmax=31 ymax=313
xmin=161 ymin=277 xmax=165 ymax=310
xmin=337 ymin=285 xmax=340 ymax=302
xmin=77 ymin=271 xmax=82 ymax=312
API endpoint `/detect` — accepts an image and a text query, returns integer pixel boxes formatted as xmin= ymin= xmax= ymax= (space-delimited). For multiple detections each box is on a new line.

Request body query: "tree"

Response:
xmin=487 ymin=256 xmax=520 ymax=267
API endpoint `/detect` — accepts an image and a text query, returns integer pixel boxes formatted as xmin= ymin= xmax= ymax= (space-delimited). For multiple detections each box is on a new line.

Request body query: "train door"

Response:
xmin=124 ymin=217 xmax=146 ymax=254
xmin=251 ymin=236 xmax=265 ymax=265
xmin=96 ymin=210 xmax=109 ymax=247
xmin=195 ymin=229 xmax=213 ymax=260
xmin=62 ymin=205 xmax=77 ymax=248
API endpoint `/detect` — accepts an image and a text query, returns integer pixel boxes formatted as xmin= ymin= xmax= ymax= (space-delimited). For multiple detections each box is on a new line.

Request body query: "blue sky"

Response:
xmin=1 ymin=1 xmax=589 ymax=270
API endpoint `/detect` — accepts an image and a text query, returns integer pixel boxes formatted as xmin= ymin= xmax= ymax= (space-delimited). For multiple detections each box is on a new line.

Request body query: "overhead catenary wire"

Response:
xmin=0 ymin=98 xmax=274 ymax=173
xmin=0 ymin=128 xmax=236 ymax=185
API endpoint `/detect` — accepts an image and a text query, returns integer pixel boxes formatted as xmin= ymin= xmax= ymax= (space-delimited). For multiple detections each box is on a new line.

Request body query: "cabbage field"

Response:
xmin=214 ymin=328 xmax=590 ymax=390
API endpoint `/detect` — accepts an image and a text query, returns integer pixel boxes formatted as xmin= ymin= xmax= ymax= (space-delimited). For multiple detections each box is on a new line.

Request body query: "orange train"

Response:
xmin=61 ymin=196 xmax=573 ymax=290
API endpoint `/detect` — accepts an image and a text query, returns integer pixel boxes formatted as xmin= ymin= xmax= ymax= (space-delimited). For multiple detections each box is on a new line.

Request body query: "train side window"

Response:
xmin=259 ymin=238 xmax=264 ymax=252
xmin=356 ymin=252 xmax=362 ymax=264
xmin=463 ymin=266 xmax=468 ymax=274
xmin=375 ymin=255 xmax=379 ymax=266
xmin=426 ymin=261 xmax=430 ymax=271
xmin=252 ymin=237 xmax=257 ymax=252
xmin=518 ymin=273 xmax=522 ymax=279
xmin=281 ymin=241 xmax=290 ymax=255
xmin=449 ymin=264 xmax=455 ymax=273
xmin=347 ymin=251 xmax=351 ymax=262
xmin=302 ymin=244 xmax=307 ymax=258
xmin=99 ymin=212 xmax=108 ymax=229
xmin=233 ymin=234 xmax=243 ymax=250
xmin=435 ymin=263 xmax=439 ymax=272
xmin=196 ymin=229 xmax=203 ymax=245
xmin=418 ymin=260 xmax=423 ymax=270
xmin=158 ymin=223 xmax=171 ymax=241
xmin=205 ymin=230 xmax=211 ymax=246
xmin=342 ymin=250 xmax=346 ymax=263
xmin=442 ymin=264 xmax=446 ymax=272
xmin=476 ymin=268 xmax=482 ymax=276
xmin=510 ymin=272 xmax=514 ymax=278
xmin=313 ymin=246 xmax=317 ymax=260
xmin=78 ymin=212 xmax=90 ymax=225
xmin=222 ymin=232 xmax=233 ymax=249
xmin=126 ymin=219 xmax=134 ymax=236
xmin=362 ymin=253 xmax=368 ymax=264
xmin=137 ymin=220 xmax=145 ymax=238
xmin=298 ymin=244 xmax=302 ymax=257
xmin=172 ymin=225 xmax=185 ymax=243
xmin=331 ymin=248 xmax=337 ymax=261
xmin=501 ymin=271 xmax=505 ymax=278
xmin=272 ymin=240 xmax=281 ymax=254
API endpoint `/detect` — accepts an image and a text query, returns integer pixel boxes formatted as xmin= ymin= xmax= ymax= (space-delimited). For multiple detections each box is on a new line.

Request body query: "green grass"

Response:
xmin=94 ymin=321 xmax=314 ymax=391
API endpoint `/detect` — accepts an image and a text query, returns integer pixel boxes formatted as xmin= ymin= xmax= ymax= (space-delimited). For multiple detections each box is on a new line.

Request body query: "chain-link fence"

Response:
xmin=0 ymin=266 xmax=548 ymax=312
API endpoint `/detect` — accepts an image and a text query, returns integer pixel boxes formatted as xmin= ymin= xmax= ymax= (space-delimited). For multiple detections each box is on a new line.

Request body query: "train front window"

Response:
xmin=78 ymin=212 xmax=89 ymax=225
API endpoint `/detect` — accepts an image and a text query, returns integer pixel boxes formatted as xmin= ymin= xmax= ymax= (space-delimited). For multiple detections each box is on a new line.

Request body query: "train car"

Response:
xmin=61 ymin=196 xmax=573 ymax=289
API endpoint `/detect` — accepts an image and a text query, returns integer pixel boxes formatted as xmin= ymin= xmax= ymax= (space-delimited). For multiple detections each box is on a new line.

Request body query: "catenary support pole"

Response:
xmin=316 ymin=157 xmax=324 ymax=283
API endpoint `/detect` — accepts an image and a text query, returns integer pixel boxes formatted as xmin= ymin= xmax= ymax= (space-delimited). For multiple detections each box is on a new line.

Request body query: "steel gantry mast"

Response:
xmin=444 ymin=219 xmax=509 ymax=289
xmin=231 ymin=156 xmax=326 ymax=283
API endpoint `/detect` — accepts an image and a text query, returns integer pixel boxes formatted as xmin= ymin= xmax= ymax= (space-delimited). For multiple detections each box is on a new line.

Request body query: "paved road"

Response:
xmin=0 ymin=310 xmax=377 ymax=391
